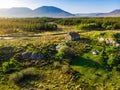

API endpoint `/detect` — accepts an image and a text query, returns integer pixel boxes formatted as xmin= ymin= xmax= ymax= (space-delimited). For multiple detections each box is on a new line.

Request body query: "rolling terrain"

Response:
xmin=0 ymin=17 xmax=120 ymax=90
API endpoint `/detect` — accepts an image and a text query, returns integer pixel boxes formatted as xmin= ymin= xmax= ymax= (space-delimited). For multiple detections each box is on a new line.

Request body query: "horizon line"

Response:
xmin=0 ymin=6 xmax=119 ymax=14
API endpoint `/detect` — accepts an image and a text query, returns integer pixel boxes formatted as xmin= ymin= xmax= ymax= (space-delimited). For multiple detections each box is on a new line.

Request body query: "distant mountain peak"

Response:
xmin=40 ymin=6 xmax=58 ymax=8
xmin=110 ymin=9 xmax=120 ymax=14
xmin=0 ymin=6 xmax=74 ymax=17
xmin=33 ymin=6 xmax=74 ymax=17
xmin=0 ymin=6 xmax=119 ymax=17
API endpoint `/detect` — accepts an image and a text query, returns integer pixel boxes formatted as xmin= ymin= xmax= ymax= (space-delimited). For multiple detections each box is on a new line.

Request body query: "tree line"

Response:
xmin=55 ymin=17 xmax=120 ymax=30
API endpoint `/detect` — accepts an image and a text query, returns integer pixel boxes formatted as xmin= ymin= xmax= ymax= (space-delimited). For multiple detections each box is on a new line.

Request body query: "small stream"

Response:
xmin=0 ymin=36 xmax=39 ymax=40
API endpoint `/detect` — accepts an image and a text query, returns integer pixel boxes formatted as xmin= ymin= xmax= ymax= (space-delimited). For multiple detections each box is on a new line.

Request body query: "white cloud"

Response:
xmin=0 ymin=0 xmax=23 ymax=8
xmin=0 ymin=0 xmax=38 ymax=9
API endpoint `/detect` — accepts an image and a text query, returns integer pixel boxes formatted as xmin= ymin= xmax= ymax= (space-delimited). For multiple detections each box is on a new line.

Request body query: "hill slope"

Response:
xmin=75 ymin=9 xmax=120 ymax=17
xmin=0 ymin=6 xmax=74 ymax=17
xmin=0 ymin=7 xmax=33 ymax=17
xmin=105 ymin=9 xmax=120 ymax=16
xmin=33 ymin=6 xmax=74 ymax=17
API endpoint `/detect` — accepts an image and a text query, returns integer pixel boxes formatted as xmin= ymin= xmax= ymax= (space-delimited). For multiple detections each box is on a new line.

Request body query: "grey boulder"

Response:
xmin=22 ymin=52 xmax=44 ymax=60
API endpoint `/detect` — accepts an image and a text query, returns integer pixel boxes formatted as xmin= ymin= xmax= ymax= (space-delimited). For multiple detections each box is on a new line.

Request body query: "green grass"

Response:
xmin=0 ymin=28 xmax=120 ymax=89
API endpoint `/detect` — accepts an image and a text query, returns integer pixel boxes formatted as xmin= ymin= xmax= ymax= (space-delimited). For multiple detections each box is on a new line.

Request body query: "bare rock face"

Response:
xmin=22 ymin=52 xmax=44 ymax=60
xmin=67 ymin=32 xmax=80 ymax=41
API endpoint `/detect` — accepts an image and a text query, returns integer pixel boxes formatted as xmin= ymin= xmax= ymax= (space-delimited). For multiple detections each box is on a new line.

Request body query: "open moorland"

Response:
xmin=0 ymin=17 xmax=120 ymax=90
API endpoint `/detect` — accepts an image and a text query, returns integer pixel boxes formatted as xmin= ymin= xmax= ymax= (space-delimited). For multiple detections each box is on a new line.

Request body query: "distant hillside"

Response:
xmin=0 ymin=7 xmax=33 ymax=17
xmin=75 ymin=9 xmax=120 ymax=17
xmin=0 ymin=6 xmax=74 ymax=18
xmin=104 ymin=9 xmax=120 ymax=16
xmin=33 ymin=6 xmax=74 ymax=17
xmin=0 ymin=6 xmax=119 ymax=17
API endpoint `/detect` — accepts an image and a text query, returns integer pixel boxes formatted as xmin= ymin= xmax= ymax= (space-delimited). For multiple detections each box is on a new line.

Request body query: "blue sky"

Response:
xmin=0 ymin=0 xmax=119 ymax=13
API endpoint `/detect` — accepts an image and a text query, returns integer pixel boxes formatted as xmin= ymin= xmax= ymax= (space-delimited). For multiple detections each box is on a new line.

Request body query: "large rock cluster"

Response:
xmin=98 ymin=37 xmax=120 ymax=47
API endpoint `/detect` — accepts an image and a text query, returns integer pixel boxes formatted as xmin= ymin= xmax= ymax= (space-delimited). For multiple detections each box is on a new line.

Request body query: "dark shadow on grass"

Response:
xmin=16 ymin=74 xmax=45 ymax=89
xmin=71 ymin=56 xmax=104 ymax=70
xmin=79 ymin=38 xmax=91 ymax=44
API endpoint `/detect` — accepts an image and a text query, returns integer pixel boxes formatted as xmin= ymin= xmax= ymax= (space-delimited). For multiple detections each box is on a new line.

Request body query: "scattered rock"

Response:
xmin=92 ymin=50 xmax=98 ymax=55
xmin=105 ymin=38 xmax=116 ymax=46
xmin=66 ymin=32 xmax=80 ymax=41
xmin=98 ymin=37 xmax=117 ymax=46
xmin=116 ymin=43 xmax=120 ymax=48
xmin=98 ymin=37 xmax=105 ymax=43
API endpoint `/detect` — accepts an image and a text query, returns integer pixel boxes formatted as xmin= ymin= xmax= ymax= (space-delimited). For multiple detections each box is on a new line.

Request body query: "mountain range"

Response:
xmin=0 ymin=6 xmax=120 ymax=17
xmin=0 ymin=6 xmax=74 ymax=17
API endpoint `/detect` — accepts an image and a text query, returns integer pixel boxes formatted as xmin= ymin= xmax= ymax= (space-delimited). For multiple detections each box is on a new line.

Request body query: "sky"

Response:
xmin=0 ymin=0 xmax=119 ymax=13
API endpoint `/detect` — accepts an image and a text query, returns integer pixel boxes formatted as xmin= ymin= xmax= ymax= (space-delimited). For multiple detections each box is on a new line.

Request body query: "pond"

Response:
xmin=0 ymin=36 xmax=39 ymax=40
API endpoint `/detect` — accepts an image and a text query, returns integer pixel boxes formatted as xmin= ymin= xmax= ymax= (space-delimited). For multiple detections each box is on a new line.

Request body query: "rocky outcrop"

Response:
xmin=22 ymin=52 xmax=44 ymax=60
xmin=66 ymin=32 xmax=80 ymax=41
xmin=56 ymin=42 xmax=75 ymax=58
xmin=98 ymin=37 xmax=117 ymax=46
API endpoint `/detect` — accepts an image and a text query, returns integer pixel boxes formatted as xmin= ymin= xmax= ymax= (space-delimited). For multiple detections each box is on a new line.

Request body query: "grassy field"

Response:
xmin=0 ymin=17 xmax=120 ymax=90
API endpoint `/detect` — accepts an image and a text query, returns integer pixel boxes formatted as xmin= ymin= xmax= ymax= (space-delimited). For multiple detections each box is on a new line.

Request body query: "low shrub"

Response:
xmin=9 ymin=67 xmax=37 ymax=83
xmin=2 ymin=59 xmax=18 ymax=73
xmin=9 ymin=72 xmax=23 ymax=83
xmin=107 ymin=53 xmax=120 ymax=68
xmin=76 ymin=23 xmax=100 ymax=30
xmin=67 ymin=41 xmax=88 ymax=56
xmin=61 ymin=65 xmax=71 ymax=74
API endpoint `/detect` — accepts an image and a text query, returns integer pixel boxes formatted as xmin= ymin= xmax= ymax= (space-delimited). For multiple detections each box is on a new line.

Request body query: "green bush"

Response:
xmin=2 ymin=59 xmax=18 ymax=73
xmin=101 ymin=22 xmax=117 ymax=30
xmin=55 ymin=49 xmax=65 ymax=60
xmin=67 ymin=42 xmax=88 ymax=56
xmin=106 ymin=25 xmax=114 ymax=30
xmin=107 ymin=57 xmax=116 ymax=66
xmin=76 ymin=23 xmax=100 ymax=30
xmin=105 ymin=46 xmax=117 ymax=54
xmin=107 ymin=53 xmax=120 ymax=68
